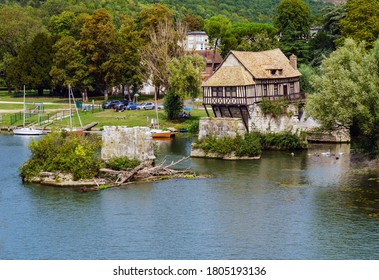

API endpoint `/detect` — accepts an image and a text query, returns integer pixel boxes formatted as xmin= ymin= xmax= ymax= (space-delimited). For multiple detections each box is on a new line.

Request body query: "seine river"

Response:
xmin=0 ymin=133 xmax=378 ymax=260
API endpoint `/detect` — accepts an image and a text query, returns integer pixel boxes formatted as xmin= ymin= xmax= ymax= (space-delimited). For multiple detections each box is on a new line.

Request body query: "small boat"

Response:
xmin=150 ymin=129 xmax=174 ymax=138
xmin=13 ymin=86 xmax=44 ymax=136
xmin=13 ymin=127 xmax=44 ymax=135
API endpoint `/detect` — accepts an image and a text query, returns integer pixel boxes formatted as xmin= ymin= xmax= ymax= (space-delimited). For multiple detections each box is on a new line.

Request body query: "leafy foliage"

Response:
xmin=20 ymin=131 xmax=102 ymax=181
xmin=194 ymin=131 xmax=305 ymax=156
xmin=340 ymin=0 xmax=379 ymax=48
xmin=163 ymin=89 xmax=183 ymax=120
xmin=259 ymin=132 xmax=306 ymax=150
xmin=168 ymin=54 xmax=205 ymax=99
xmin=306 ymin=38 xmax=379 ymax=138
xmin=258 ymin=98 xmax=289 ymax=117
xmin=105 ymin=156 xmax=140 ymax=171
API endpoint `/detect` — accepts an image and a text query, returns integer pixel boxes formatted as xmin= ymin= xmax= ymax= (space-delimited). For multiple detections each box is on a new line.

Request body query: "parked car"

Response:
xmin=138 ymin=102 xmax=155 ymax=110
xmin=126 ymin=102 xmax=138 ymax=110
xmin=113 ymin=100 xmax=130 ymax=111
xmin=102 ymin=100 xmax=122 ymax=109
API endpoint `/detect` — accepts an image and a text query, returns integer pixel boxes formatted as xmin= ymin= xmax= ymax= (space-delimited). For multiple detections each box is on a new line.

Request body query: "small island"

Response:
xmin=19 ymin=130 xmax=198 ymax=191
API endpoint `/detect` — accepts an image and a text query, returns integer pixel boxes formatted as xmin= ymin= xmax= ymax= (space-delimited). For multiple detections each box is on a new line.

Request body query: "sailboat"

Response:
xmin=149 ymin=91 xmax=173 ymax=139
xmin=63 ymin=85 xmax=84 ymax=134
xmin=13 ymin=86 xmax=44 ymax=136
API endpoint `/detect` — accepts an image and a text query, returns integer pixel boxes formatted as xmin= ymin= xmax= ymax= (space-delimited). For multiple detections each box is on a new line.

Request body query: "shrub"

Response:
xmin=20 ymin=131 xmax=102 ymax=181
xmin=258 ymin=98 xmax=289 ymax=117
xmin=259 ymin=132 xmax=306 ymax=150
xmin=194 ymin=133 xmax=262 ymax=157
xmin=105 ymin=157 xmax=140 ymax=171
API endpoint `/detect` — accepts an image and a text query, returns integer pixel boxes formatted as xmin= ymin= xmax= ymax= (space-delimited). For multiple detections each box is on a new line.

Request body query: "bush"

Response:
xmin=20 ymin=131 xmax=102 ymax=181
xmin=193 ymin=131 xmax=305 ymax=157
xmin=187 ymin=119 xmax=199 ymax=134
xmin=164 ymin=89 xmax=183 ymax=120
xmin=259 ymin=132 xmax=306 ymax=150
xmin=105 ymin=157 xmax=140 ymax=171
xmin=258 ymin=98 xmax=289 ymax=117
xmin=194 ymin=133 xmax=262 ymax=157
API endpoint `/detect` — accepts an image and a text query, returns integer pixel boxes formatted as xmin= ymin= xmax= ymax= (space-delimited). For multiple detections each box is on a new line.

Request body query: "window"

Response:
xmin=278 ymin=69 xmax=283 ymax=76
xmin=263 ymin=84 xmax=268 ymax=96
xmin=212 ymin=87 xmax=223 ymax=97
xmin=225 ymin=87 xmax=237 ymax=97
xmin=290 ymin=83 xmax=294 ymax=94
xmin=270 ymin=70 xmax=276 ymax=76
xmin=274 ymin=84 xmax=278 ymax=96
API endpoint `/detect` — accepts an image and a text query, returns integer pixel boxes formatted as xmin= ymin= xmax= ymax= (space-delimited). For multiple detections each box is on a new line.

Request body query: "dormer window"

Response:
xmin=278 ymin=69 xmax=283 ymax=76
xmin=270 ymin=70 xmax=276 ymax=76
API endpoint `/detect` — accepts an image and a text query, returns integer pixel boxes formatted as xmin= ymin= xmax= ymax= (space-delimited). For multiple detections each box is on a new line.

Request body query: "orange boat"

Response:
xmin=150 ymin=129 xmax=174 ymax=138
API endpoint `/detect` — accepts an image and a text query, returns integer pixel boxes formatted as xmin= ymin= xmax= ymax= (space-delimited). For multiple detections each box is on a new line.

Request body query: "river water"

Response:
xmin=0 ymin=134 xmax=378 ymax=260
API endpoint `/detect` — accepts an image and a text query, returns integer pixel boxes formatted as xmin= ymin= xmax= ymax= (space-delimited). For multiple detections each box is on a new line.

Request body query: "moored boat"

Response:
xmin=150 ymin=129 xmax=174 ymax=138
xmin=13 ymin=127 xmax=44 ymax=135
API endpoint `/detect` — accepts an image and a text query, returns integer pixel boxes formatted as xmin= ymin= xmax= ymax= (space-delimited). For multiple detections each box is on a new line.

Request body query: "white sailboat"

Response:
xmin=62 ymin=85 xmax=83 ymax=133
xmin=13 ymin=86 xmax=44 ymax=136
xmin=149 ymin=91 xmax=173 ymax=139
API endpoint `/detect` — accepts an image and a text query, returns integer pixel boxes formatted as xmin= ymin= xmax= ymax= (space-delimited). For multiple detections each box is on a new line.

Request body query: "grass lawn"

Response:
xmin=0 ymin=90 xmax=207 ymax=130
xmin=60 ymin=108 xmax=207 ymax=130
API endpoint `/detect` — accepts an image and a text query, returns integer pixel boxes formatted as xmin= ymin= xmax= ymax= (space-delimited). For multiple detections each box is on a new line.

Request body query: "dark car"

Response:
xmin=102 ymin=100 xmax=122 ymax=109
xmin=126 ymin=102 xmax=138 ymax=110
xmin=114 ymin=100 xmax=130 ymax=111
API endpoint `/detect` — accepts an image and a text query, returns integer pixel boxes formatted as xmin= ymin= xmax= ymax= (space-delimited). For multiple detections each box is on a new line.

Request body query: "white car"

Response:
xmin=138 ymin=102 xmax=155 ymax=110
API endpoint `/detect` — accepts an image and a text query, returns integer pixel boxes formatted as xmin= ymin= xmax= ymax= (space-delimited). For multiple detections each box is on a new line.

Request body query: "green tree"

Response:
xmin=306 ymin=39 xmax=379 ymax=140
xmin=0 ymin=6 xmax=45 ymax=92
xmin=140 ymin=18 xmax=186 ymax=99
xmin=164 ymin=54 xmax=205 ymax=120
xmin=340 ymin=0 xmax=379 ymax=48
xmin=8 ymin=32 xmax=53 ymax=95
xmin=48 ymin=10 xmax=76 ymax=38
xmin=79 ymin=9 xmax=118 ymax=97
xmin=50 ymin=35 xmax=92 ymax=98
xmin=232 ymin=22 xmax=279 ymax=52
xmin=275 ymin=0 xmax=311 ymax=63
xmin=135 ymin=3 xmax=174 ymax=41
xmin=298 ymin=64 xmax=316 ymax=94
xmin=117 ymin=15 xmax=144 ymax=100
xmin=204 ymin=15 xmax=233 ymax=60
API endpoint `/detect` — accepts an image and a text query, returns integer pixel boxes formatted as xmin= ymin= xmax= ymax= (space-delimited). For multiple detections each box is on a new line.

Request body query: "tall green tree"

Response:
xmin=8 ymin=32 xmax=53 ymax=95
xmin=340 ymin=0 xmax=379 ymax=48
xmin=0 ymin=6 xmax=45 ymax=92
xmin=204 ymin=15 xmax=234 ymax=60
xmin=275 ymin=0 xmax=311 ymax=63
xmin=50 ymin=35 xmax=91 ymax=98
xmin=79 ymin=9 xmax=118 ymax=97
xmin=164 ymin=54 xmax=205 ymax=120
xmin=306 ymin=39 xmax=379 ymax=141
xmin=232 ymin=22 xmax=279 ymax=52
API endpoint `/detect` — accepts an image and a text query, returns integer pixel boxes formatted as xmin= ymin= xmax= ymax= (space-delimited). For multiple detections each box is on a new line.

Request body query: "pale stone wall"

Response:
xmin=198 ymin=117 xmax=246 ymax=140
xmin=101 ymin=126 xmax=155 ymax=162
xmin=248 ymin=103 xmax=321 ymax=135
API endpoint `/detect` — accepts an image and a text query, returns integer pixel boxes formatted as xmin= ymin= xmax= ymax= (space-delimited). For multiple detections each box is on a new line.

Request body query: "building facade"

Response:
xmin=184 ymin=31 xmax=210 ymax=51
xmin=202 ymin=49 xmax=303 ymax=130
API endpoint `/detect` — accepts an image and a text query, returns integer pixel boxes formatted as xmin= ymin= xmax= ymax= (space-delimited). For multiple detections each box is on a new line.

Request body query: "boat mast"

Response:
xmin=68 ymin=85 xmax=83 ymax=129
xmin=23 ymin=85 xmax=26 ymax=128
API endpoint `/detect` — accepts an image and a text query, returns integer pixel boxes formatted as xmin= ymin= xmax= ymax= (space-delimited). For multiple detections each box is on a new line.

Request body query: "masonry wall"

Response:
xmin=198 ymin=117 xmax=246 ymax=140
xmin=101 ymin=126 xmax=155 ymax=162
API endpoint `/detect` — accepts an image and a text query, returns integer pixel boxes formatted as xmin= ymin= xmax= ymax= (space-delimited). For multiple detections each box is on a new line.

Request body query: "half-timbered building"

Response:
xmin=202 ymin=49 xmax=303 ymax=130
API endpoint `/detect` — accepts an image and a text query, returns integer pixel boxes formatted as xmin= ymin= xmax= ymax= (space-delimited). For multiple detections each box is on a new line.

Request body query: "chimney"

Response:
xmin=289 ymin=54 xmax=297 ymax=70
